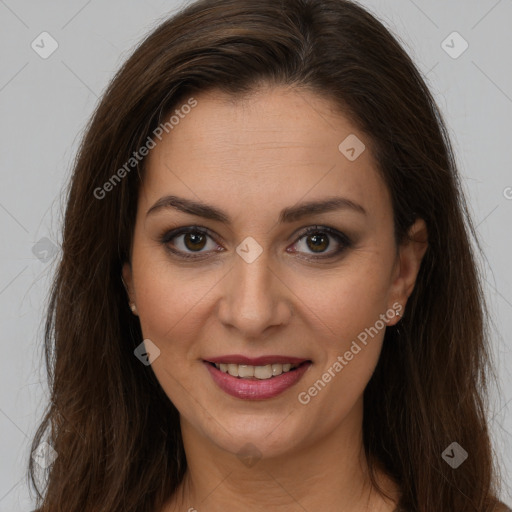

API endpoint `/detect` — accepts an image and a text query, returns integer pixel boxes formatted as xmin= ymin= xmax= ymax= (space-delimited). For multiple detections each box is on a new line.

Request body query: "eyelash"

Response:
xmin=159 ymin=225 xmax=352 ymax=261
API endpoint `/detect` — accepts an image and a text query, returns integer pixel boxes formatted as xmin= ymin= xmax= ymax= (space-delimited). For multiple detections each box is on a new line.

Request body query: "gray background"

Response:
xmin=0 ymin=0 xmax=511 ymax=510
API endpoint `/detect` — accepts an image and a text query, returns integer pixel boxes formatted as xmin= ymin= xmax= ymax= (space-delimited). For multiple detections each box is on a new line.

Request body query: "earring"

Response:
xmin=129 ymin=302 xmax=137 ymax=313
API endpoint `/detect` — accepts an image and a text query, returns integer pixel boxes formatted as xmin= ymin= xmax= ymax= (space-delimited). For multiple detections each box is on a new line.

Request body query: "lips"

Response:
xmin=206 ymin=354 xmax=309 ymax=366
xmin=203 ymin=357 xmax=312 ymax=400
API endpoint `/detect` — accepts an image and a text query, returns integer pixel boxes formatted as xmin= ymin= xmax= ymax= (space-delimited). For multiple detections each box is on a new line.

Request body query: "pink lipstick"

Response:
xmin=203 ymin=357 xmax=312 ymax=400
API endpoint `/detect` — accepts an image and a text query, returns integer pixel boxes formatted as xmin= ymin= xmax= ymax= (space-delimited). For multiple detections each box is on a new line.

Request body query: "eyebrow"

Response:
xmin=146 ymin=194 xmax=367 ymax=223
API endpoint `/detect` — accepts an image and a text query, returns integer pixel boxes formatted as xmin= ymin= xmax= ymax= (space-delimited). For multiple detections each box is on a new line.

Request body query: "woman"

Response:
xmin=28 ymin=0 xmax=509 ymax=510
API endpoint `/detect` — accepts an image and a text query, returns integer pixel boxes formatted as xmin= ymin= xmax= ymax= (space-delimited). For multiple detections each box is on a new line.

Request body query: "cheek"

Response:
xmin=292 ymin=252 xmax=394 ymax=346
xmin=291 ymin=248 xmax=394 ymax=406
xmin=131 ymin=237 xmax=219 ymax=344
xmin=131 ymin=256 xmax=215 ymax=411
xmin=295 ymin=271 xmax=391 ymax=421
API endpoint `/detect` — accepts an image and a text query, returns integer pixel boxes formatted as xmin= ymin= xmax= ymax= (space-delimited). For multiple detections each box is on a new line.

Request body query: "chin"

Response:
xmin=199 ymin=412 xmax=309 ymax=461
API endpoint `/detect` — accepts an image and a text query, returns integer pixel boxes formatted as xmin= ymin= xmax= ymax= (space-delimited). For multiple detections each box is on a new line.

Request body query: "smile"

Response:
xmin=212 ymin=362 xmax=300 ymax=379
xmin=204 ymin=359 xmax=312 ymax=400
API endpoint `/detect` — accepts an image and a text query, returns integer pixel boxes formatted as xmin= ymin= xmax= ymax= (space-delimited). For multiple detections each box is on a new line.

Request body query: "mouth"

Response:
xmin=203 ymin=357 xmax=312 ymax=400
xmin=205 ymin=361 xmax=306 ymax=380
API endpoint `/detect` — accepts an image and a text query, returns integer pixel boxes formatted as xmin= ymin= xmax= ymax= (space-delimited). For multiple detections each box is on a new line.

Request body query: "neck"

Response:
xmin=162 ymin=397 xmax=399 ymax=512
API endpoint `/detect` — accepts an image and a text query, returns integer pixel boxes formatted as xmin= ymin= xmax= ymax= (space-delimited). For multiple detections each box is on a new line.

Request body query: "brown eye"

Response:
xmin=160 ymin=227 xmax=220 ymax=259
xmin=290 ymin=226 xmax=352 ymax=259
xmin=183 ymin=232 xmax=207 ymax=251
xmin=305 ymin=232 xmax=330 ymax=253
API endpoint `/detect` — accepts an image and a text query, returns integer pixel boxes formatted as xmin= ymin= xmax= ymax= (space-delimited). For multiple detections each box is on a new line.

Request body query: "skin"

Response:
xmin=122 ymin=85 xmax=428 ymax=512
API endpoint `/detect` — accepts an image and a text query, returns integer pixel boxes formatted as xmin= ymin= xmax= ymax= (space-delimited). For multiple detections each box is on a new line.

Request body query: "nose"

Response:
xmin=216 ymin=249 xmax=293 ymax=339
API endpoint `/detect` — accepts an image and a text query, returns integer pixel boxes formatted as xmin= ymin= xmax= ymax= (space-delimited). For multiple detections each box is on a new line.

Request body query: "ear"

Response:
xmin=122 ymin=261 xmax=135 ymax=305
xmin=386 ymin=218 xmax=428 ymax=326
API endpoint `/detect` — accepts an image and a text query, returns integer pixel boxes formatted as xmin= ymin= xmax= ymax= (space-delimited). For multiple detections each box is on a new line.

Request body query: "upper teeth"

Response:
xmin=214 ymin=362 xmax=299 ymax=379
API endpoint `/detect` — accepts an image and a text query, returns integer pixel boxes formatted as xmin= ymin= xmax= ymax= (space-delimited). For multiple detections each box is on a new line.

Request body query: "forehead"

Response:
xmin=140 ymin=86 xmax=390 ymax=220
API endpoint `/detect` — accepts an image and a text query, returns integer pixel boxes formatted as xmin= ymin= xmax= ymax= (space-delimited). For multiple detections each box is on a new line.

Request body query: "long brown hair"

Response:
xmin=28 ymin=0 xmax=506 ymax=510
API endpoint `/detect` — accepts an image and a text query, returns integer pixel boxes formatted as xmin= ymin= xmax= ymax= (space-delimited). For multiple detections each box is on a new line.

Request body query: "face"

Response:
xmin=123 ymin=86 xmax=427 ymax=460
